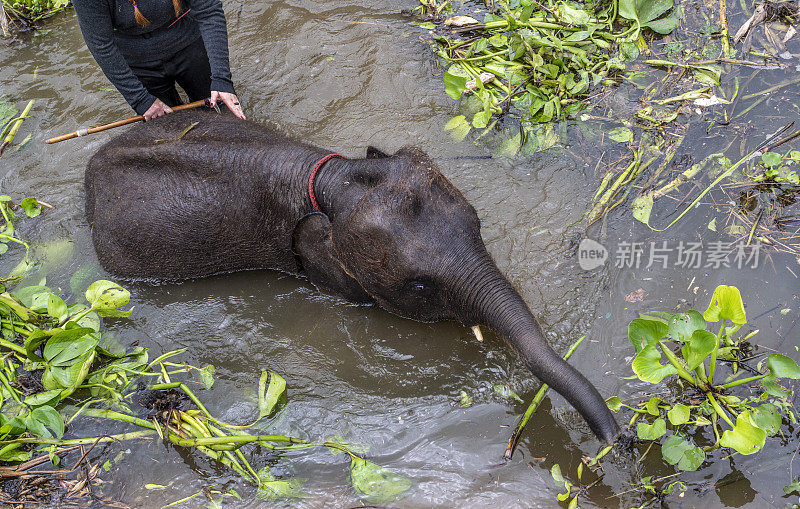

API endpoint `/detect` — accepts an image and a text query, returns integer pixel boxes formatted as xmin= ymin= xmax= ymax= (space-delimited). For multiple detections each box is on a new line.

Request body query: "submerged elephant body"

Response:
xmin=85 ymin=110 xmax=620 ymax=444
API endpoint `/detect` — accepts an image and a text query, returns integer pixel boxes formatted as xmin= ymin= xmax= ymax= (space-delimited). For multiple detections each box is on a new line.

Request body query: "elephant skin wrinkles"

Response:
xmin=85 ymin=110 xmax=621 ymax=444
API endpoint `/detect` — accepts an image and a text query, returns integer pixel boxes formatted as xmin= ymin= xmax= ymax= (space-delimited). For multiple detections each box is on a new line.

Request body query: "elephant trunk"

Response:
xmin=457 ymin=256 xmax=621 ymax=444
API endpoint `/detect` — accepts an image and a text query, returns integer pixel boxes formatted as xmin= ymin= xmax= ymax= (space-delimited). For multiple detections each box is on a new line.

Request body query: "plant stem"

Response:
xmin=0 ymin=429 xmax=156 ymax=446
xmin=504 ymin=335 xmax=585 ymax=460
xmin=0 ymin=337 xmax=27 ymax=355
xmin=719 ymin=373 xmax=768 ymax=389
xmin=708 ymin=319 xmax=726 ymax=384
xmin=706 ymin=393 xmax=735 ymax=428
xmin=658 ymin=341 xmax=696 ymax=385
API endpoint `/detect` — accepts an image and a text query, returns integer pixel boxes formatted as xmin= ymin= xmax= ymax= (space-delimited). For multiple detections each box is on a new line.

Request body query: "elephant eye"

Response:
xmin=406 ymin=279 xmax=435 ymax=297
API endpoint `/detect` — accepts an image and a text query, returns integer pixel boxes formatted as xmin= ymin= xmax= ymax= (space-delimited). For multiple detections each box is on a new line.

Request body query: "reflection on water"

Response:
xmin=1 ymin=0 xmax=799 ymax=507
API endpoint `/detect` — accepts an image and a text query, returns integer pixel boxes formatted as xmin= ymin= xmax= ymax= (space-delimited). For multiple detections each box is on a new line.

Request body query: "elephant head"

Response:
xmin=293 ymin=146 xmax=621 ymax=444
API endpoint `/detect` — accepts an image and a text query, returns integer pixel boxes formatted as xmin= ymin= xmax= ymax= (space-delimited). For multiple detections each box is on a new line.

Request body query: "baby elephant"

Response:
xmin=85 ymin=110 xmax=620 ymax=444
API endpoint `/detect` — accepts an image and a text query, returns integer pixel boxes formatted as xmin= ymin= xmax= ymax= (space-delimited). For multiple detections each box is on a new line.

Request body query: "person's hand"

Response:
xmin=210 ymin=91 xmax=246 ymax=120
xmin=143 ymin=99 xmax=173 ymax=121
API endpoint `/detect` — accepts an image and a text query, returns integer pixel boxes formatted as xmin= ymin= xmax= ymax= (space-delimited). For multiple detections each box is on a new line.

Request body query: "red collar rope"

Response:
xmin=167 ymin=8 xmax=191 ymax=28
xmin=308 ymin=153 xmax=346 ymax=213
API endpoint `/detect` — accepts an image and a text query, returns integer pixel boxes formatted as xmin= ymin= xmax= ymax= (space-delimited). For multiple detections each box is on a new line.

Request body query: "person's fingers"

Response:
xmin=209 ymin=91 xmax=220 ymax=107
xmin=225 ymin=94 xmax=246 ymax=120
xmin=164 ymin=104 xmax=174 ymax=114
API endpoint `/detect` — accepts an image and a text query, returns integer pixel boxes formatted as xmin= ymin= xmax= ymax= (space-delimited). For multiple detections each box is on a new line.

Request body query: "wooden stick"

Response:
xmin=45 ymin=99 xmax=208 ymax=144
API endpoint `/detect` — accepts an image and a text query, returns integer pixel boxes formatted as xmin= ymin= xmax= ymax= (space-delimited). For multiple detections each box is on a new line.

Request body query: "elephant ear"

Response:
xmin=366 ymin=146 xmax=390 ymax=159
xmin=394 ymin=146 xmax=429 ymax=161
xmin=292 ymin=213 xmax=374 ymax=304
xmin=329 ymin=187 xmax=407 ymax=297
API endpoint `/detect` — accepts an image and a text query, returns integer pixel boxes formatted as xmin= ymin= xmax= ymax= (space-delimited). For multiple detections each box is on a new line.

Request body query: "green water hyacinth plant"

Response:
xmin=0 ymin=203 xmax=413 ymax=503
xmin=608 ymin=284 xmax=800 ymax=470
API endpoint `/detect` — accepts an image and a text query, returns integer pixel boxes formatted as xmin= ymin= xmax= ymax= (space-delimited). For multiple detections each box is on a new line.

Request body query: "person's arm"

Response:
xmin=73 ymin=0 xmax=160 ymax=116
xmin=187 ymin=0 xmax=245 ymax=119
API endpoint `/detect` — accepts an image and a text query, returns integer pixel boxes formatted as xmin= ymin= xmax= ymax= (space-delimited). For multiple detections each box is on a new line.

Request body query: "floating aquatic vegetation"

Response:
xmin=412 ymin=0 xmax=686 ymax=142
xmin=541 ymin=285 xmax=799 ymax=508
xmin=0 ymin=99 xmax=33 ymax=157
xmin=0 ymin=204 xmax=413 ymax=505
xmin=0 ymin=0 xmax=70 ymax=33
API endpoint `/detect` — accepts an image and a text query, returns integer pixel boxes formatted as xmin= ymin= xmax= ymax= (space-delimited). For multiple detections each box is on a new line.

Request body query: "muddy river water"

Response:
xmin=1 ymin=0 xmax=799 ymax=507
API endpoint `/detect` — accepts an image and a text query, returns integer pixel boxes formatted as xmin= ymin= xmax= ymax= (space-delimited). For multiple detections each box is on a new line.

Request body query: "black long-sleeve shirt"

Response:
xmin=74 ymin=0 xmax=236 ymax=114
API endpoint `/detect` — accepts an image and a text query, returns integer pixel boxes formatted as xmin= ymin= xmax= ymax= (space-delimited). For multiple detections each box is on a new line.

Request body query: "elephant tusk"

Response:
xmin=471 ymin=325 xmax=484 ymax=343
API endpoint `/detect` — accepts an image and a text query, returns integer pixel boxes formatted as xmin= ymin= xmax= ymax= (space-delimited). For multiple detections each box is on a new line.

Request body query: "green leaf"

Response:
xmin=19 ymin=197 xmax=42 ymax=218
xmin=43 ymin=327 xmax=96 ymax=366
xmin=69 ymin=305 xmax=101 ymax=331
xmin=637 ymin=418 xmax=666 ymax=440
xmin=661 ymin=434 xmax=705 ymax=470
xmin=34 ymin=239 xmax=74 ymax=275
xmin=761 ymin=152 xmax=782 ymax=167
xmin=96 ymin=331 xmax=126 ymax=358
xmin=255 ymin=468 xmax=305 ymax=502
xmin=29 ymin=406 xmax=64 ymax=438
xmin=681 ymin=330 xmax=717 ymax=370
xmin=349 ymin=457 xmax=412 ymax=503
xmin=47 ymin=293 xmax=68 ymax=321
xmin=568 ymin=495 xmax=578 ymax=509
xmin=29 ymin=292 xmax=51 ymax=313
xmin=7 ymin=258 xmax=32 ymax=281
xmin=766 ymin=353 xmax=800 ymax=379
xmin=493 ymin=384 xmax=524 ymax=403
xmin=24 ymin=414 xmax=52 ymax=439
xmin=631 ymin=194 xmax=654 ymax=225
xmin=443 ymin=115 xmax=471 ymax=142
xmin=472 ymin=109 xmax=491 ymax=129
xmin=765 ymin=165 xmax=799 ymax=184
xmin=85 ymin=280 xmax=131 ymax=314
xmin=667 ymin=403 xmax=691 ymax=426
xmin=558 ymin=3 xmax=590 ymax=25
xmin=69 ymin=264 xmax=100 ymax=296
xmin=608 ymin=126 xmax=633 ymax=143
xmin=750 ymin=403 xmax=781 ymax=436
xmin=550 ymin=463 xmax=564 ymax=483
xmin=637 ymin=0 xmax=674 ymax=23
xmin=443 ymin=71 xmax=467 ymax=100
xmin=0 ymin=292 xmax=31 ymax=321
xmin=94 ymin=307 xmax=133 ymax=318
xmin=643 ymin=14 xmax=679 ymax=34
xmin=0 ymin=445 xmax=31 ymax=463
xmin=619 ymin=0 xmax=678 ymax=34
xmin=200 ymin=364 xmax=215 ymax=389
xmin=632 ymin=344 xmax=678 ymax=383
xmin=0 ymin=97 xmax=19 ymax=131
xmin=619 ymin=41 xmax=640 ymax=60
xmin=703 ymin=285 xmax=746 ymax=324
xmin=667 ymin=311 xmax=706 ymax=342
xmin=720 ymin=410 xmax=766 ymax=455
xmin=628 ymin=319 xmax=668 ymax=354
xmin=24 ymin=389 xmax=62 ymax=408
xmin=25 ymin=328 xmax=49 ymax=362
xmin=0 ymin=415 xmax=27 ymax=438
xmin=606 ymin=396 xmax=622 ymax=412
xmin=762 ymin=374 xmax=791 ymax=398
xmin=618 ymin=0 xmax=638 ymax=21
xmin=258 ymin=371 xmax=286 ymax=419
xmin=60 ymin=350 xmax=96 ymax=397
xmin=784 ymin=476 xmax=800 ymax=495
xmin=645 ymin=397 xmax=662 ymax=416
